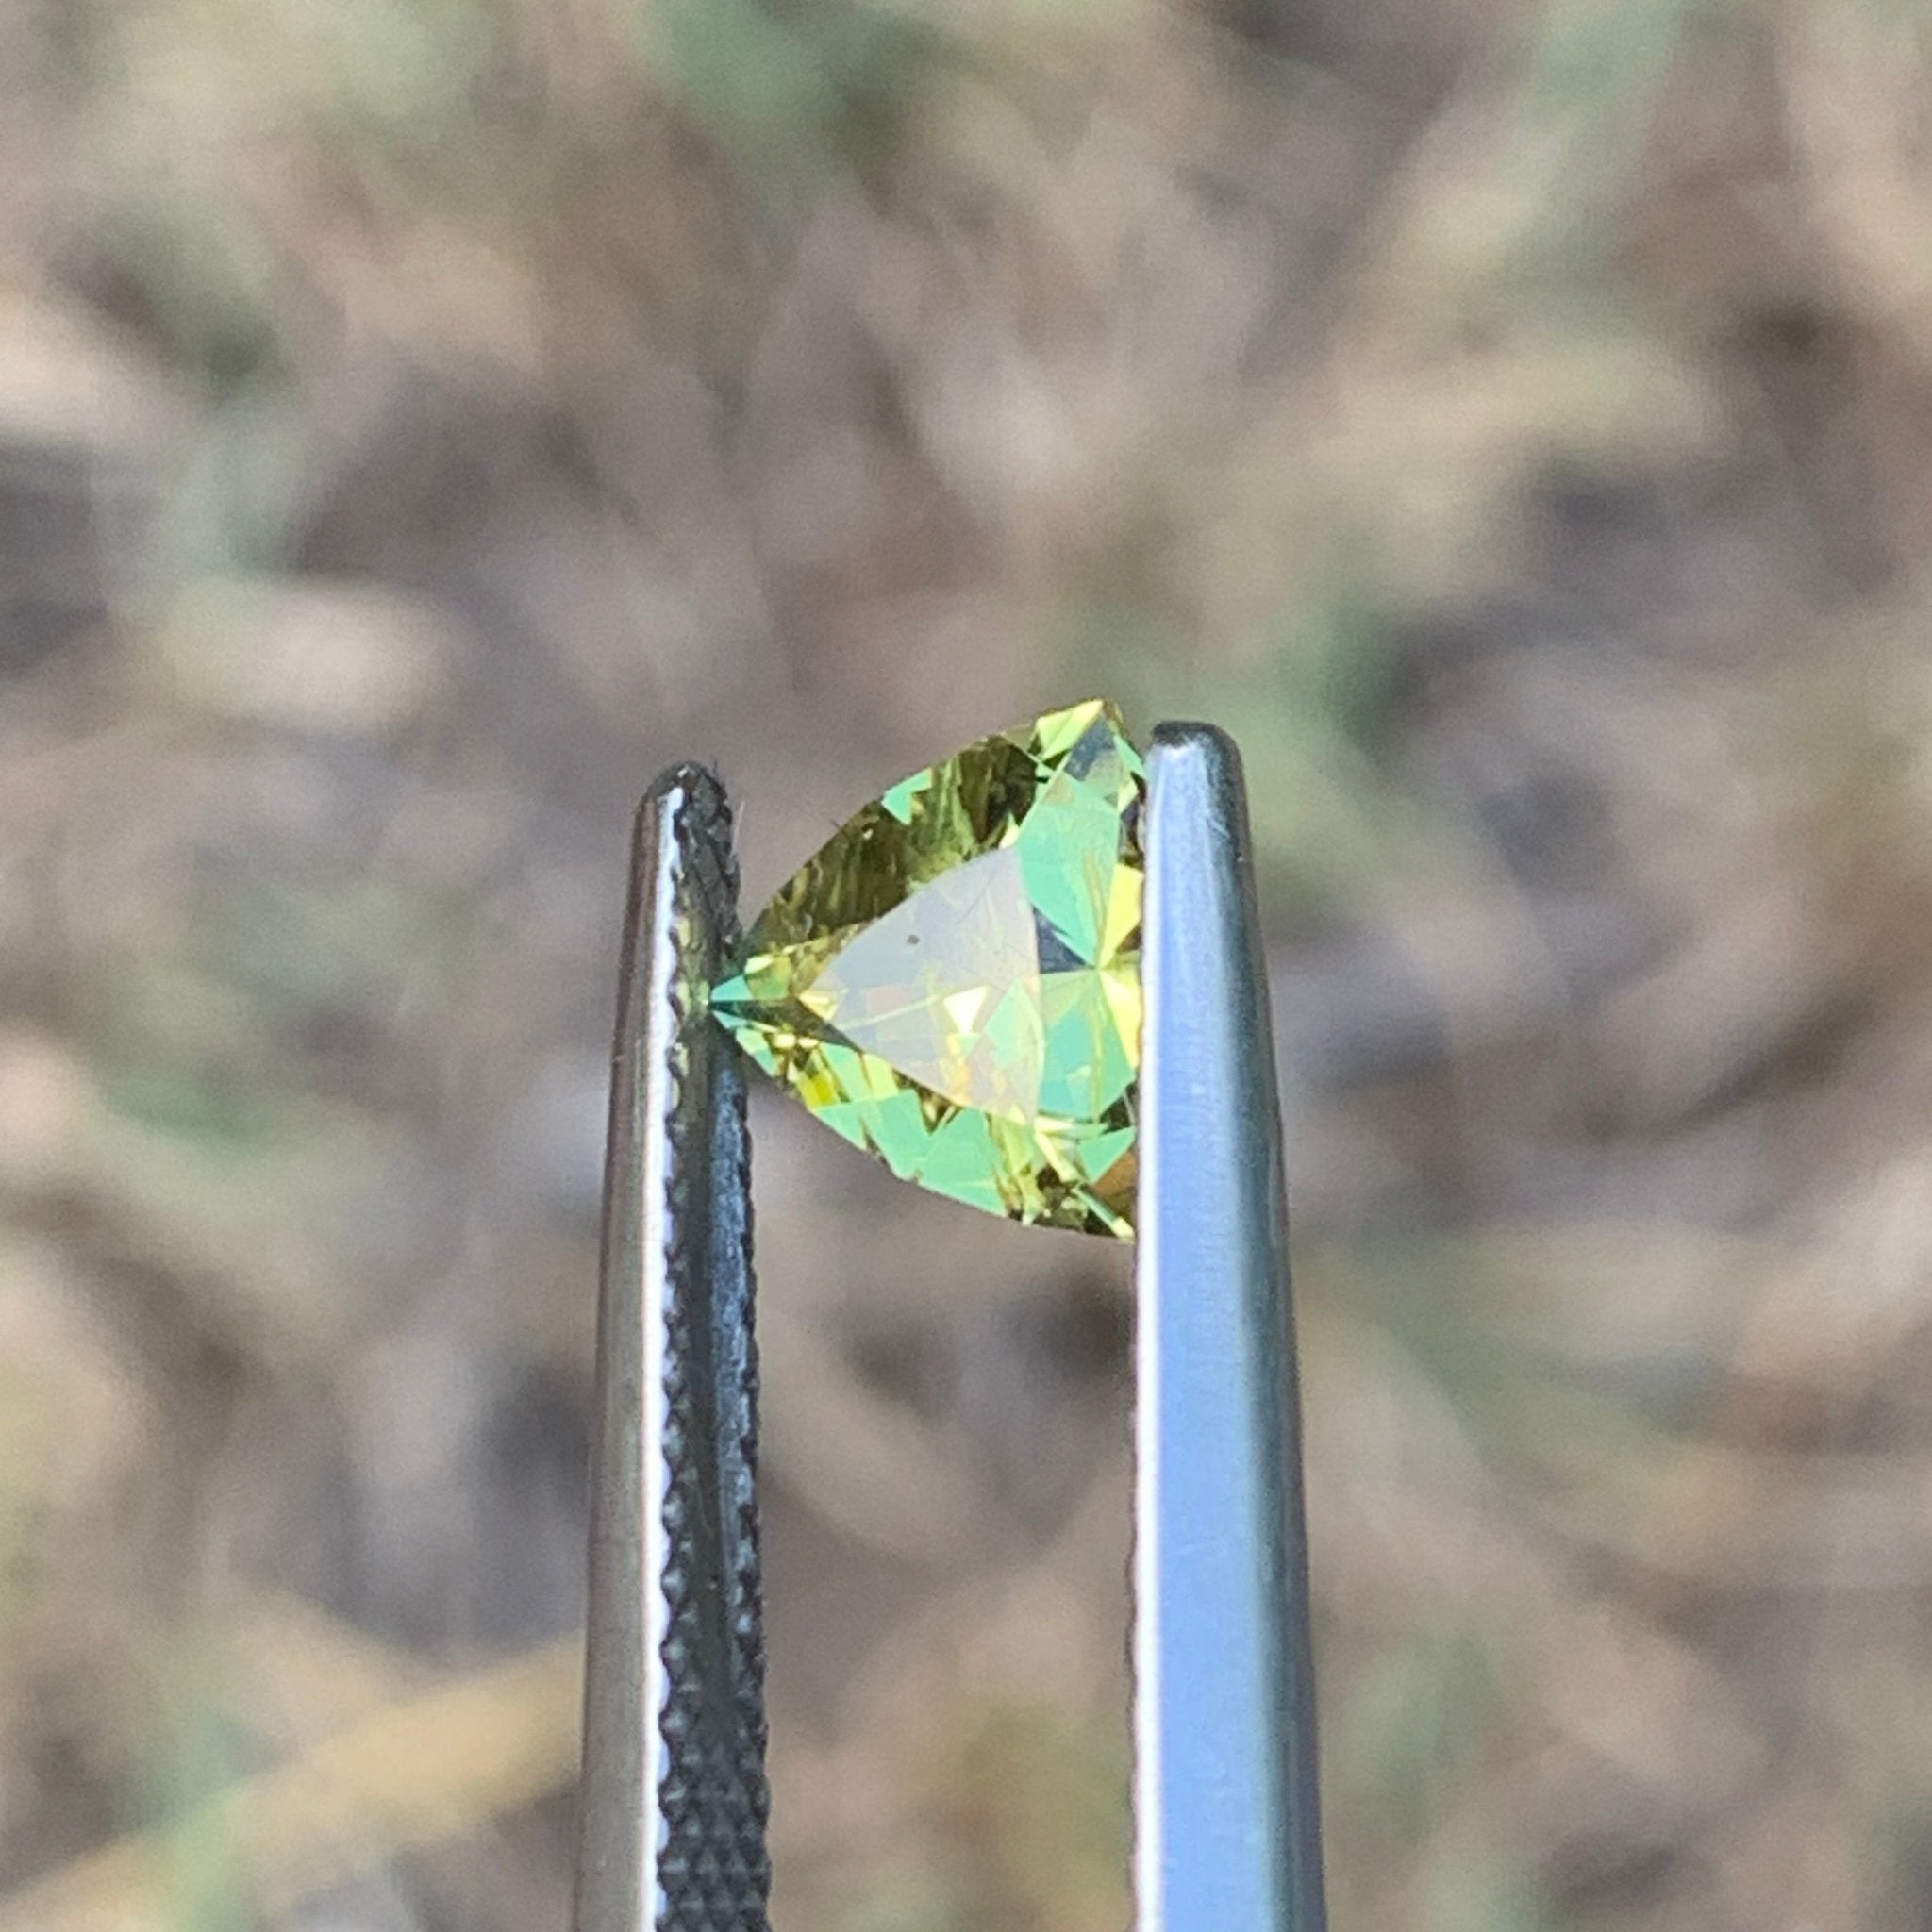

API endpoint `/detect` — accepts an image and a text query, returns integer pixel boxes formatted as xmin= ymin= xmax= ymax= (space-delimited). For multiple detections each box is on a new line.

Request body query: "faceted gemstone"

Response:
xmin=709 ymin=699 xmax=1143 ymax=1237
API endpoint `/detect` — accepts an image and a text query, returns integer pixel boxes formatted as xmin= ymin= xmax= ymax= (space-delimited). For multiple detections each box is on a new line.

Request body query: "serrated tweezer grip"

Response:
xmin=574 ymin=767 xmax=771 ymax=1932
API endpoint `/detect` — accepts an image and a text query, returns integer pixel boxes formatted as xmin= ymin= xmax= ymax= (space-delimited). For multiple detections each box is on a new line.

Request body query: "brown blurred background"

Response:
xmin=3 ymin=0 xmax=1931 ymax=1926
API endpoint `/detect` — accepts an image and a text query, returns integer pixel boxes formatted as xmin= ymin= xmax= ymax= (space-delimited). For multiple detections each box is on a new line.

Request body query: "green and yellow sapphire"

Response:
xmin=709 ymin=699 xmax=1144 ymax=1237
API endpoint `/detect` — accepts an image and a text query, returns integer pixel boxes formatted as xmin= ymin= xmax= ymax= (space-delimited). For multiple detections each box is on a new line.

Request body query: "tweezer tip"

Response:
xmin=637 ymin=760 xmax=729 ymax=832
xmin=1148 ymin=719 xmax=1235 ymax=753
xmin=1147 ymin=721 xmax=1247 ymax=791
xmin=630 ymin=764 xmax=738 ymax=943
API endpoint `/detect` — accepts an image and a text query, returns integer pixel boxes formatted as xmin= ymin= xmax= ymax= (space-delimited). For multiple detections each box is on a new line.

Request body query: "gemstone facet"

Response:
xmin=709 ymin=699 xmax=1144 ymax=1237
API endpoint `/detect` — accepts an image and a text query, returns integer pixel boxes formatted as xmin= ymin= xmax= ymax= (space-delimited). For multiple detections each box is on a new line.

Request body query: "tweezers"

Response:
xmin=570 ymin=724 xmax=1326 ymax=1932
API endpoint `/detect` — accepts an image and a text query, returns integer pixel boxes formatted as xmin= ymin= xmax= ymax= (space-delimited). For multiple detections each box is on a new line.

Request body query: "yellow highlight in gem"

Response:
xmin=709 ymin=700 xmax=1144 ymax=1238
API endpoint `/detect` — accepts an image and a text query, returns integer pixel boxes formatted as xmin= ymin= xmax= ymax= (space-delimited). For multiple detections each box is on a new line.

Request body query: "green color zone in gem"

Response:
xmin=709 ymin=698 xmax=1144 ymax=1238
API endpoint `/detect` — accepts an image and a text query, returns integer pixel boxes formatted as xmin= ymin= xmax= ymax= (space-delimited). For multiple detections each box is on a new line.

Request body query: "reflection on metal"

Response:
xmin=572 ymin=767 xmax=770 ymax=1932
xmin=1134 ymin=724 xmax=1327 ymax=1932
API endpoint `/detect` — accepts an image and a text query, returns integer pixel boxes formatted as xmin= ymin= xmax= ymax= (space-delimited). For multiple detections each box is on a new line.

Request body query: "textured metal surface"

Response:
xmin=574 ymin=766 xmax=771 ymax=1932
xmin=1133 ymin=724 xmax=1327 ymax=1932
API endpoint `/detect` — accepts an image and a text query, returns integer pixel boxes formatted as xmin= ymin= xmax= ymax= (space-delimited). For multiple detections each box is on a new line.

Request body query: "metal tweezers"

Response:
xmin=571 ymin=724 xmax=1327 ymax=1932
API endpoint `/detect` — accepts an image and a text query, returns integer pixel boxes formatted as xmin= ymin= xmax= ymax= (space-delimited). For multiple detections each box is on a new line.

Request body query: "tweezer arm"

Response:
xmin=574 ymin=767 xmax=771 ymax=1932
xmin=1134 ymin=724 xmax=1327 ymax=1932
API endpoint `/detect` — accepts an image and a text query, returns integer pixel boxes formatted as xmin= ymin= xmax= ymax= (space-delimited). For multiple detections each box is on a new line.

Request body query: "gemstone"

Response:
xmin=709 ymin=699 xmax=1144 ymax=1237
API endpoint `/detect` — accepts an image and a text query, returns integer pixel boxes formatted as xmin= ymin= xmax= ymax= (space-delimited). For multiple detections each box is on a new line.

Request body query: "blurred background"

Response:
xmin=3 ymin=0 xmax=1931 ymax=1926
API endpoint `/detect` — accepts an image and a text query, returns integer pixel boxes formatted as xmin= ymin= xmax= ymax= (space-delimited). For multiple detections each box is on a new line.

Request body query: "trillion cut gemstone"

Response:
xmin=709 ymin=698 xmax=1144 ymax=1237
